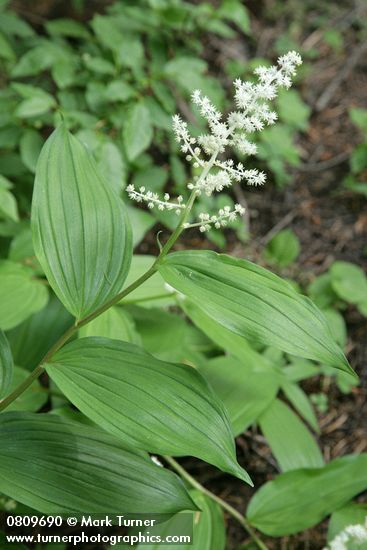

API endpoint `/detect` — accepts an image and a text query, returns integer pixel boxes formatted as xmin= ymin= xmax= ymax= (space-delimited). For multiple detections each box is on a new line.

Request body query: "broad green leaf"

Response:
xmin=0 ymin=30 xmax=15 ymax=61
xmin=19 ymin=129 xmax=43 ymax=173
xmin=122 ymin=255 xmax=176 ymax=307
xmin=15 ymin=94 xmax=56 ymax=118
xmin=328 ymin=502 xmax=367 ymax=542
xmin=277 ymin=89 xmax=310 ymax=131
xmin=129 ymin=306 xmax=188 ymax=361
xmin=323 ymin=308 xmax=347 ymax=348
xmin=330 ymin=261 xmax=367 ymax=306
xmin=180 ymin=298 xmax=270 ymax=363
xmin=247 ymin=454 xmax=367 ymax=536
xmin=281 ymin=381 xmax=319 ymax=432
xmin=159 ymin=251 xmax=353 ymax=375
xmin=0 ymin=260 xmax=48 ymax=330
xmin=0 ymin=330 xmax=13 ymax=398
xmin=258 ymin=399 xmax=323 ymax=471
xmin=283 ymin=357 xmax=319 ymax=382
xmin=31 ymin=124 xmax=132 ymax=320
xmin=135 ymin=490 xmax=225 ymax=550
xmin=164 ymin=57 xmax=207 ymax=93
xmin=5 ymin=366 xmax=47 ymax=412
xmin=6 ymin=295 xmax=72 ymax=370
xmin=106 ymin=80 xmax=135 ymax=102
xmin=0 ymin=11 xmax=34 ymax=37
xmin=45 ymin=18 xmax=90 ymax=39
xmin=45 ymin=337 xmax=251 ymax=484
xmin=78 ymin=306 xmax=140 ymax=345
xmin=96 ymin=141 xmax=126 ymax=193
xmin=218 ymin=0 xmax=251 ymax=34
xmin=0 ymin=412 xmax=196 ymax=514
xmin=264 ymin=229 xmax=300 ymax=267
xmin=0 ymin=186 xmax=18 ymax=222
xmin=126 ymin=205 xmax=155 ymax=248
xmin=84 ymin=56 xmax=115 ymax=75
xmin=198 ymin=355 xmax=279 ymax=436
xmin=123 ymin=102 xmax=153 ymax=161
xmin=132 ymin=166 xmax=168 ymax=193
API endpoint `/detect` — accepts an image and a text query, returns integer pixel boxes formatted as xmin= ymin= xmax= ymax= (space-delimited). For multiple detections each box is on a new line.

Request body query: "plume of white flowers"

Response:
xmin=127 ymin=51 xmax=302 ymax=232
xmin=323 ymin=517 xmax=367 ymax=550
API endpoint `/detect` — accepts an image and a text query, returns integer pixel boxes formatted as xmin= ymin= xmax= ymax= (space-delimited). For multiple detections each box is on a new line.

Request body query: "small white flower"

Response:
xmin=150 ymin=455 xmax=163 ymax=467
xmin=324 ymin=516 xmax=367 ymax=550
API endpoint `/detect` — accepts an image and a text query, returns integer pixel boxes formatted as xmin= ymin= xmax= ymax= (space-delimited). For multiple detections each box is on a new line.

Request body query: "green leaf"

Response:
xmin=0 ymin=330 xmax=13 ymax=398
xmin=307 ymin=273 xmax=338 ymax=309
xmin=15 ymin=94 xmax=56 ymax=119
xmin=135 ymin=490 xmax=225 ymax=550
xmin=0 ymin=260 xmax=48 ymax=330
xmin=78 ymin=307 xmax=140 ymax=345
xmin=264 ymin=229 xmax=300 ymax=267
xmin=96 ymin=141 xmax=126 ymax=194
xmin=31 ymin=124 xmax=132 ymax=320
xmin=258 ymin=399 xmax=324 ymax=471
xmin=122 ymin=255 xmax=176 ymax=307
xmin=123 ymin=102 xmax=153 ymax=161
xmin=129 ymin=306 xmax=188 ymax=361
xmin=247 ymin=454 xmax=367 ymax=536
xmin=350 ymin=107 xmax=367 ymax=135
xmin=218 ymin=0 xmax=251 ymax=34
xmin=19 ymin=129 xmax=43 ymax=173
xmin=0 ymin=30 xmax=15 ymax=61
xmin=106 ymin=80 xmax=135 ymax=102
xmin=126 ymin=206 xmax=155 ymax=248
xmin=0 ymin=412 xmax=196 ymax=514
xmin=84 ymin=56 xmax=115 ymax=75
xmin=12 ymin=45 xmax=55 ymax=77
xmin=6 ymin=295 xmax=72 ymax=371
xmin=164 ymin=57 xmax=208 ymax=94
xmin=323 ymin=308 xmax=347 ymax=348
xmin=330 ymin=261 xmax=367 ymax=306
xmin=0 ymin=186 xmax=18 ymax=222
xmin=158 ymin=251 xmax=353 ymax=375
xmin=198 ymin=354 xmax=279 ymax=436
xmin=45 ymin=18 xmax=90 ymax=39
xmin=281 ymin=381 xmax=319 ymax=432
xmin=327 ymin=502 xmax=367 ymax=542
xmin=5 ymin=366 xmax=48 ymax=412
xmin=45 ymin=337 xmax=251 ymax=484
xmin=0 ymin=12 xmax=34 ymax=37
xmin=277 ymin=90 xmax=310 ymax=131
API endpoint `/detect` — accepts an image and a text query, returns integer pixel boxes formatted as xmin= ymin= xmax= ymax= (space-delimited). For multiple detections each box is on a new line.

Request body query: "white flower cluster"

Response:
xmin=184 ymin=204 xmax=245 ymax=233
xmin=324 ymin=517 xmax=367 ymax=550
xmin=126 ymin=51 xmax=302 ymax=232
xmin=126 ymin=185 xmax=185 ymax=215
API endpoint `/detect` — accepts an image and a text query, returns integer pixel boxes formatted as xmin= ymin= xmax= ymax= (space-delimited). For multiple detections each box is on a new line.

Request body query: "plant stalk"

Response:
xmin=163 ymin=456 xmax=269 ymax=550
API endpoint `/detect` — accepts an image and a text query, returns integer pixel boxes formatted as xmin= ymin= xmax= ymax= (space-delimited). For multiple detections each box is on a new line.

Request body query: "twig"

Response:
xmin=162 ymin=456 xmax=269 ymax=550
xmin=296 ymin=151 xmax=350 ymax=172
xmin=259 ymin=210 xmax=297 ymax=246
xmin=315 ymin=40 xmax=367 ymax=112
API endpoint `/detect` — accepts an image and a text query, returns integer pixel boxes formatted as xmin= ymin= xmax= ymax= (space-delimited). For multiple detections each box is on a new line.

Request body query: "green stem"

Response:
xmin=163 ymin=456 xmax=269 ymax=550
